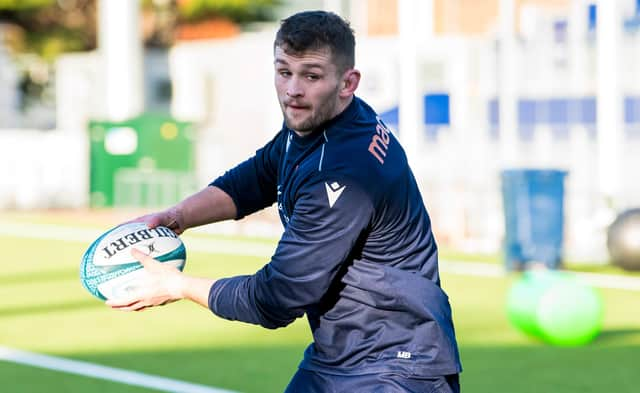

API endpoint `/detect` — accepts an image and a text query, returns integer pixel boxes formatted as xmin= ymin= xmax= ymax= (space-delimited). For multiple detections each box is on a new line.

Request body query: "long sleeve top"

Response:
xmin=209 ymin=96 xmax=462 ymax=377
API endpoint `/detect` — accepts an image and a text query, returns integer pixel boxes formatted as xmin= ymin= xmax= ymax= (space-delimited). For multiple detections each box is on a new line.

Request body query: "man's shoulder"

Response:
xmin=295 ymin=98 xmax=407 ymax=196
xmin=327 ymin=114 xmax=403 ymax=170
xmin=312 ymin=129 xmax=402 ymax=204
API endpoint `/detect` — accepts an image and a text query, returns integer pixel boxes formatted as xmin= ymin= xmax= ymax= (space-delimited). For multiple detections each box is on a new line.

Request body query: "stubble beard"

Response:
xmin=282 ymin=88 xmax=341 ymax=134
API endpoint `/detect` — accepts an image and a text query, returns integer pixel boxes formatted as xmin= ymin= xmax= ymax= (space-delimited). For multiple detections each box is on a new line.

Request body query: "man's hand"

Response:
xmin=130 ymin=207 xmax=185 ymax=234
xmin=106 ymin=248 xmax=186 ymax=312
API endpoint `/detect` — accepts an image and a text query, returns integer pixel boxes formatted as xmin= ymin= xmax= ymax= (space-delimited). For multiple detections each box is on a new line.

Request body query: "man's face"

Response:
xmin=274 ymin=46 xmax=343 ymax=135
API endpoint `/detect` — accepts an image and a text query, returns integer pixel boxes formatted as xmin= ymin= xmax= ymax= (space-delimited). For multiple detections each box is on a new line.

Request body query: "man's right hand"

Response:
xmin=130 ymin=207 xmax=185 ymax=235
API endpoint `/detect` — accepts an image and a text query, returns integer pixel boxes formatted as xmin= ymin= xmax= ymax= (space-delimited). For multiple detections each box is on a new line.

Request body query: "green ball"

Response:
xmin=506 ymin=270 xmax=603 ymax=346
xmin=506 ymin=270 xmax=557 ymax=339
xmin=537 ymin=277 xmax=603 ymax=346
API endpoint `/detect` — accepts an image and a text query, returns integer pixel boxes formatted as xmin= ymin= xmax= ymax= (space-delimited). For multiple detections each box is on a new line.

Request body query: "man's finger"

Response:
xmin=109 ymin=303 xmax=147 ymax=312
xmin=123 ymin=214 xmax=162 ymax=229
xmin=131 ymin=248 xmax=156 ymax=268
xmin=106 ymin=296 xmax=139 ymax=308
xmin=106 ymin=298 xmax=148 ymax=311
xmin=144 ymin=215 xmax=162 ymax=229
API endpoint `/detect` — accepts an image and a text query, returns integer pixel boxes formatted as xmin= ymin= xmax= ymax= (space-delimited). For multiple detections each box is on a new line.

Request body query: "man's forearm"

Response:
xmin=170 ymin=186 xmax=232 ymax=308
xmin=173 ymin=186 xmax=237 ymax=231
xmin=178 ymin=275 xmax=216 ymax=309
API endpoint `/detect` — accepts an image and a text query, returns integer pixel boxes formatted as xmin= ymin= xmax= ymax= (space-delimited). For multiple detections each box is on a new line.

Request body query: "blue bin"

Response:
xmin=501 ymin=169 xmax=567 ymax=270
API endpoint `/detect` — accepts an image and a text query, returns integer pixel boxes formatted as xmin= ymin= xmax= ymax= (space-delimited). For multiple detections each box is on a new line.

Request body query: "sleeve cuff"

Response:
xmin=208 ymin=277 xmax=232 ymax=316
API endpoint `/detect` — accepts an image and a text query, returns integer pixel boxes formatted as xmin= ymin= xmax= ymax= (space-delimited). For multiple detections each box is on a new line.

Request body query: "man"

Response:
xmin=108 ymin=10 xmax=462 ymax=392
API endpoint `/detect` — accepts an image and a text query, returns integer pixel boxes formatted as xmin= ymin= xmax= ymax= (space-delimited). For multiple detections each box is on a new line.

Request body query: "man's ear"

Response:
xmin=339 ymin=69 xmax=361 ymax=98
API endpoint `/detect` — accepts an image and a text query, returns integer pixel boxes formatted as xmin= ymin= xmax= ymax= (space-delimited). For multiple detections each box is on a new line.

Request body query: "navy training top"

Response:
xmin=209 ymin=96 xmax=462 ymax=377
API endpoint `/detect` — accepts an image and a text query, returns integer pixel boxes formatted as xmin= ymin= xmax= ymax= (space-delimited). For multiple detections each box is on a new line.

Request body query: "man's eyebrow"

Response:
xmin=274 ymin=59 xmax=326 ymax=70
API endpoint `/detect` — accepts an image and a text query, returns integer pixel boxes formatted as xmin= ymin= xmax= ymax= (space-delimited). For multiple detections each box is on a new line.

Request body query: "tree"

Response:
xmin=0 ymin=0 xmax=96 ymax=62
xmin=1 ymin=0 xmax=280 ymax=59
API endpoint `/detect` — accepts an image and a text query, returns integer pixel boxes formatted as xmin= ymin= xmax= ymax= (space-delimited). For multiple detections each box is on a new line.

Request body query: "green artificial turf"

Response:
xmin=1 ymin=213 xmax=639 ymax=392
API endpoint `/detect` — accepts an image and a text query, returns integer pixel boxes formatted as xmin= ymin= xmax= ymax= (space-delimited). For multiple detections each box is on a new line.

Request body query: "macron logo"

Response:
xmin=325 ymin=182 xmax=346 ymax=208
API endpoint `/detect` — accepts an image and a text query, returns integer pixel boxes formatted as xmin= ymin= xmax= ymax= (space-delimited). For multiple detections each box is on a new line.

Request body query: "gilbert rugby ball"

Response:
xmin=80 ymin=222 xmax=186 ymax=300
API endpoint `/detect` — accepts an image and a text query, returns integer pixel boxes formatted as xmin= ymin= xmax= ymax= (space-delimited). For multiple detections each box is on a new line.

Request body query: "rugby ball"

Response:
xmin=80 ymin=222 xmax=186 ymax=300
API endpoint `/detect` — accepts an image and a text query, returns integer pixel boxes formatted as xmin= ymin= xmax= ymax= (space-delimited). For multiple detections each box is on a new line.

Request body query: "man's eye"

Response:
xmin=307 ymin=74 xmax=320 ymax=81
xmin=279 ymin=70 xmax=291 ymax=77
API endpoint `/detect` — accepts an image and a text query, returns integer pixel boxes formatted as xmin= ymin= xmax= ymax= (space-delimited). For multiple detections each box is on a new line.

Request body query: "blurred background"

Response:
xmin=1 ymin=1 xmax=640 ymax=392
xmin=2 ymin=0 xmax=640 ymax=269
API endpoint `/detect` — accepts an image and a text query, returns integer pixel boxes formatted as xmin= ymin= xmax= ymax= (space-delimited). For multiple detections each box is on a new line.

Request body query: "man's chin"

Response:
xmin=285 ymin=119 xmax=314 ymax=133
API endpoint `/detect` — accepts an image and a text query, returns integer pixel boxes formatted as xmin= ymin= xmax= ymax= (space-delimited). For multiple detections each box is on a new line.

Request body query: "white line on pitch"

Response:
xmin=0 ymin=346 xmax=238 ymax=393
xmin=440 ymin=260 xmax=640 ymax=291
xmin=2 ymin=221 xmax=640 ymax=291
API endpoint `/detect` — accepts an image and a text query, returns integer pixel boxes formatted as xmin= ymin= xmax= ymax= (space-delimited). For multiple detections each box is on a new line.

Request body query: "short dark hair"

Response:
xmin=274 ymin=10 xmax=355 ymax=73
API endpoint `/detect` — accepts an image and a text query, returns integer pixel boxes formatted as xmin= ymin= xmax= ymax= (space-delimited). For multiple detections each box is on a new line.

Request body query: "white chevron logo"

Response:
xmin=325 ymin=182 xmax=346 ymax=208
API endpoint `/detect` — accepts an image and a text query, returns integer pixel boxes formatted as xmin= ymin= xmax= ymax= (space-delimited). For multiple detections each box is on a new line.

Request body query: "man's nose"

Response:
xmin=286 ymin=77 xmax=304 ymax=97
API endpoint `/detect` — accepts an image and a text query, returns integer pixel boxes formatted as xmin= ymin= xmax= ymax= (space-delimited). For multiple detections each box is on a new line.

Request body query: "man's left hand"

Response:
xmin=106 ymin=248 xmax=185 ymax=312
